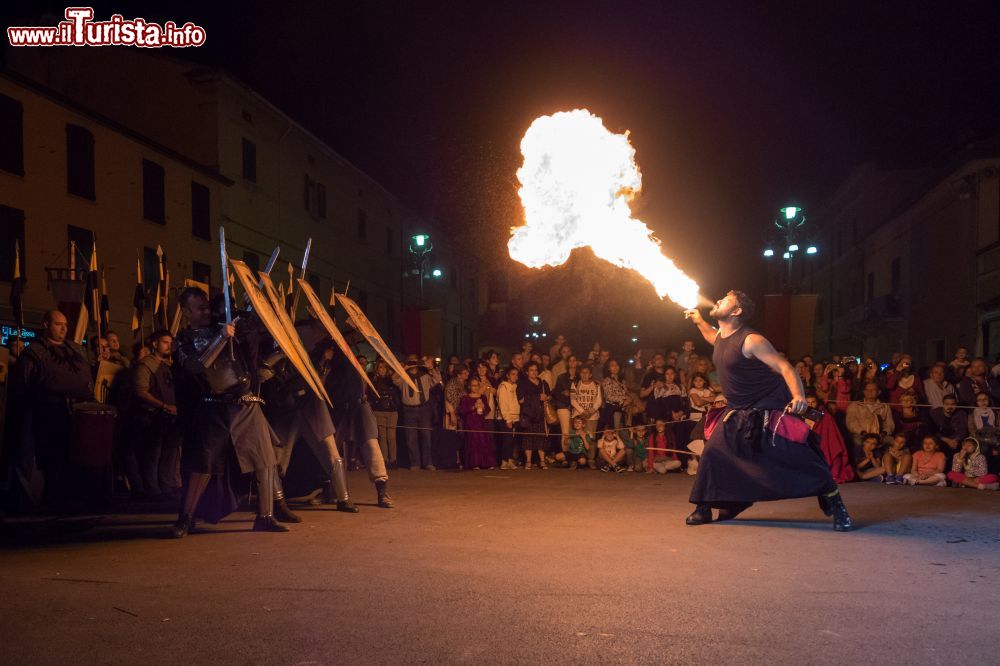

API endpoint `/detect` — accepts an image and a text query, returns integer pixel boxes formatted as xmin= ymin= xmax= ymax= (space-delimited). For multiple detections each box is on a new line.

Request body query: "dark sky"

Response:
xmin=9 ymin=1 xmax=1000 ymax=302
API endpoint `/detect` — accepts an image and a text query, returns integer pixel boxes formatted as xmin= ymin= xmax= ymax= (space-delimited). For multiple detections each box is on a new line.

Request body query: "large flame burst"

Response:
xmin=508 ymin=109 xmax=700 ymax=309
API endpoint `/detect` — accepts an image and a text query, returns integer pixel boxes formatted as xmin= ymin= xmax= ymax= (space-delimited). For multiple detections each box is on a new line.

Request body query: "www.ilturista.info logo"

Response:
xmin=7 ymin=7 xmax=206 ymax=48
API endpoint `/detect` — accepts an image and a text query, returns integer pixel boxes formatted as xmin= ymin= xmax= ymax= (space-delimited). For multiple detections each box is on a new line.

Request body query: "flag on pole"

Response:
xmin=87 ymin=241 xmax=100 ymax=336
xmin=131 ymin=253 xmax=145 ymax=339
xmin=100 ymin=266 xmax=111 ymax=331
xmin=162 ymin=268 xmax=171 ymax=329
xmin=9 ymin=240 xmax=25 ymax=333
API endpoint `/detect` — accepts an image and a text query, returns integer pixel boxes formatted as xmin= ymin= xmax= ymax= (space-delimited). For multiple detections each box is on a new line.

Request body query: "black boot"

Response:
xmin=252 ymin=515 xmax=290 ymax=532
xmin=170 ymin=514 xmax=194 ymax=539
xmin=273 ymin=490 xmax=302 ymax=523
xmin=817 ymin=494 xmax=833 ymax=516
xmin=715 ymin=502 xmax=753 ymax=522
xmin=685 ymin=504 xmax=713 ymax=525
xmin=826 ymin=492 xmax=853 ymax=532
xmin=375 ymin=479 xmax=394 ymax=508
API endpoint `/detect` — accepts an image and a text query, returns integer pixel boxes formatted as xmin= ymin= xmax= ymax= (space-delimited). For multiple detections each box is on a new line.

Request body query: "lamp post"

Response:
xmin=408 ymin=233 xmax=433 ymax=298
xmin=761 ymin=206 xmax=818 ymax=293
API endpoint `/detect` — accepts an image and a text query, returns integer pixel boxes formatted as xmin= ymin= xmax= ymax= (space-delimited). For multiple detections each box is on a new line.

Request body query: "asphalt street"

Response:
xmin=1 ymin=469 xmax=998 ymax=664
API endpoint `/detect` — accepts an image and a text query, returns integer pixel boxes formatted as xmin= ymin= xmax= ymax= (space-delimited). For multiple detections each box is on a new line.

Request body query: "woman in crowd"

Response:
xmin=947 ymin=437 xmax=999 ymax=490
xmin=485 ymin=350 xmax=504 ymax=386
xmin=474 ymin=361 xmax=498 ymax=427
xmin=599 ymin=358 xmax=630 ymax=432
xmin=496 ymin=366 xmax=521 ymax=470
xmin=903 ymin=435 xmax=947 ymax=486
xmin=687 ymin=373 xmax=714 ymax=422
xmin=811 ymin=362 xmax=828 ymax=401
xmin=893 ymin=391 xmax=926 ymax=452
xmin=369 ymin=360 xmax=400 ymax=467
xmin=518 ymin=362 xmax=552 ymax=470
xmin=459 ymin=377 xmax=495 ymax=470
xmin=553 ymin=355 xmax=580 ymax=452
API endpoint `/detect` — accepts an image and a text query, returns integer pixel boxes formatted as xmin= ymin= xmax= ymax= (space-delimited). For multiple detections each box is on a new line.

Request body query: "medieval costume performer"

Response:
xmin=169 ymin=287 xmax=286 ymax=538
xmin=683 ymin=291 xmax=852 ymax=531
xmin=262 ymin=319 xmax=359 ymax=514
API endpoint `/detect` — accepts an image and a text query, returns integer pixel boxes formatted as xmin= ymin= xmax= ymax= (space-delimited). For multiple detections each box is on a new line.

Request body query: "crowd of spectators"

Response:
xmin=4 ymin=316 xmax=999 ymax=515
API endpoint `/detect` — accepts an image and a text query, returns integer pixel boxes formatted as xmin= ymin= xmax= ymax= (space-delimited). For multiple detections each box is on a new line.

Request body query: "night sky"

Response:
xmin=7 ymin=1 xmax=1000 ymax=306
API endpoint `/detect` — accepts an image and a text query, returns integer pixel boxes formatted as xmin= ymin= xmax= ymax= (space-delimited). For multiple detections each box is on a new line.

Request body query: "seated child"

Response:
xmin=625 ymin=421 xmax=648 ymax=472
xmin=882 ymin=433 xmax=912 ymax=485
xmin=597 ymin=427 xmax=626 ymax=473
xmin=903 ymin=435 xmax=947 ymax=486
xmin=855 ymin=433 xmax=886 ymax=481
xmin=946 ymin=437 xmax=1000 ymax=490
xmin=648 ymin=419 xmax=682 ymax=474
xmin=567 ymin=415 xmax=594 ymax=470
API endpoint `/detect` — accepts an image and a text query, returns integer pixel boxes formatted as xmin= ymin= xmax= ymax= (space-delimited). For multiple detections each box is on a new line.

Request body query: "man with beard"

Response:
xmin=684 ymin=291 xmax=852 ymax=531
xmin=169 ymin=287 xmax=287 ymax=537
xmin=3 ymin=310 xmax=93 ymax=504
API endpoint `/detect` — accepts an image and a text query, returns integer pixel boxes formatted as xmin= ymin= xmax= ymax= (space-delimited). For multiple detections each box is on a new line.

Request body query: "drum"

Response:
xmin=71 ymin=401 xmax=117 ymax=468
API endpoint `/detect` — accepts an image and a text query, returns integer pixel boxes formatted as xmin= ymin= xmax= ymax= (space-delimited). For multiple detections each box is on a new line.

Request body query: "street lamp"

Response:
xmin=408 ymin=233 xmax=434 ymax=297
xmin=431 ymin=268 xmax=442 ymax=278
xmin=763 ymin=248 xmax=775 ymax=258
xmin=806 ymin=245 xmax=818 ymax=255
xmin=761 ymin=206 xmax=819 ymax=292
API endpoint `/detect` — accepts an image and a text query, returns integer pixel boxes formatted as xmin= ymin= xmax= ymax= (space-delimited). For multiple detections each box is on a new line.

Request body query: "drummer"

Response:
xmin=4 ymin=310 xmax=93 ymax=504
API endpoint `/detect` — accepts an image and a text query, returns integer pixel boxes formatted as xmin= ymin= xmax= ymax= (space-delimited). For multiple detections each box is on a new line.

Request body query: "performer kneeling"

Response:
xmin=684 ymin=291 xmax=852 ymax=531
xmin=170 ymin=287 xmax=288 ymax=537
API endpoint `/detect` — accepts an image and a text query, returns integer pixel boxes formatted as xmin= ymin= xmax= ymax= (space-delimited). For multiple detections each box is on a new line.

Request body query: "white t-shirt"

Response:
xmin=688 ymin=387 xmax=715 ymax=419
xmin=599 ymin=436 xmax=624 ymax=458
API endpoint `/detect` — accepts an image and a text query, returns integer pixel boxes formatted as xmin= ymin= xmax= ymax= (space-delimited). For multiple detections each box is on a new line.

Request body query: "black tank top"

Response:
xmin=712 ymin=327 xmax=790 ymax=410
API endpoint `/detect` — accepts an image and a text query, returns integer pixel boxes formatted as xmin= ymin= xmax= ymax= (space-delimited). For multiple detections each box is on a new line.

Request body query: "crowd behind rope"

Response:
xmin=4 ymin=316 xmax=1000 ymax=513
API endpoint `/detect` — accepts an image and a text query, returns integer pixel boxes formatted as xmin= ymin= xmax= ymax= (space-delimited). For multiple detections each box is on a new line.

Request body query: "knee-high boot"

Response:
xmin=253 ymin=466 xmax=289 ymax=532
xmin=327 ymin=458 xmax=359 ymax=513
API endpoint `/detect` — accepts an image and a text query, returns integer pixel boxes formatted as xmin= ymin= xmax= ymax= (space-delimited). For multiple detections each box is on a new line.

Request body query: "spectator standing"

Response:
xmin=553 ymin=355 xmax=580 ymax=453
xmin=496 ymin=367 xmax=521 ymax=470
xmin=369 ymin=360 xmax=400 ymax=467
xmin=687 ymin=373 xmax=715 ymax=422
xmin=599 ymin=359 xmax=630 ymax=431
xmin=957 ymin=359 xmax=998 ymax=406
xmin=395 ymin=354 xmax=440 ymax=471
xmin=518 ymin=362 xmax=552 ymax=469
xmin=459 ymin=378 xmax=495 ymax=470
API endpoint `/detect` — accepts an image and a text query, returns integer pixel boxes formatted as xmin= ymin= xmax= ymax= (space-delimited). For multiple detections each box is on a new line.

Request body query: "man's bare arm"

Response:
xmin=684 ymin=309 xmax=718 ymax=346
xmin=743 ymin=333 xmax=807 ymax=414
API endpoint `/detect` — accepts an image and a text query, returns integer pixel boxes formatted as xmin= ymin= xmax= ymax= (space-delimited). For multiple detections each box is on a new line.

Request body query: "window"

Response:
xmin=357 ymin=209 xmax=368 ymax=240
xmin=243 ymin=251 xmax=260 ymax=274
xmin=191 ymin=181 xmax=210 ymax=239
xmin=241 ymin=137 xmax=256 ymax=182
xmin=866 ymin=272 xmax=874 ymax=301
xmin=66 ymin=124 xmax=95 ymax=199
xmin=142 ymin=159 xmax=166 ymax=224
xmin=0 ymin=93 xmax=24 ymax=176
xmin=385 ymin=227 xmax=394 ymax=255
xmin=303 ymin=175 xmax=327 ymax=218
xmin=67 ymin=224 xmax=93 ymax=269
xmin=0 ymin=205 xmax=25 ymax=281
xmin=192 ymin=261 xmax=211 ymax=290
xmin=890 ymin=257 xmax=901 ymax=293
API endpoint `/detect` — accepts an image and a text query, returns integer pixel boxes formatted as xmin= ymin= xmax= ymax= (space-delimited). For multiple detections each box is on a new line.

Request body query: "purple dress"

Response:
xmin=459 ymin=395 xmax=495 ymax=469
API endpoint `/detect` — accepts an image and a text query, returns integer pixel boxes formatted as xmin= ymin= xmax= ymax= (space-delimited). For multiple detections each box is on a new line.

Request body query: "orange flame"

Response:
xmin=508 ymin=109 xmax=700 ymax=309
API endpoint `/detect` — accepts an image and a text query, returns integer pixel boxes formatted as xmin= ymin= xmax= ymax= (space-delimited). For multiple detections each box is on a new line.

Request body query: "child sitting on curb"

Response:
xmin=624 ymin=421 xmax=648 ymax=472
xmin=855 ymin=433 xmax=886 ymax=481
xmin=597 ymin=427 xmax=626 ymax=473
xmin=882 ymin=433 xmax=912 ymax=485
xmin=647 ymin=419 xmax=682 ymax=474
xmin=947 ymin=437 xmax=1000 ymax=490
xmin=903 ymin=435 xmax=947 ymax=486
xmin=567 ymin=416 xmax=594 ymax=470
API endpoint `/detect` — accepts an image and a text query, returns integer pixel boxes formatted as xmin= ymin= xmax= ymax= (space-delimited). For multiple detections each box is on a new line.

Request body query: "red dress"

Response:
xmin=459 ymin=395 xmax=495 ymax=469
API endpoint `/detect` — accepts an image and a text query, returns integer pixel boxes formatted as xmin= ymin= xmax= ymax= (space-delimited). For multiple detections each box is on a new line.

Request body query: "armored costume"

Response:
xmin=170 ymin=315 xmax=285 ymax=536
